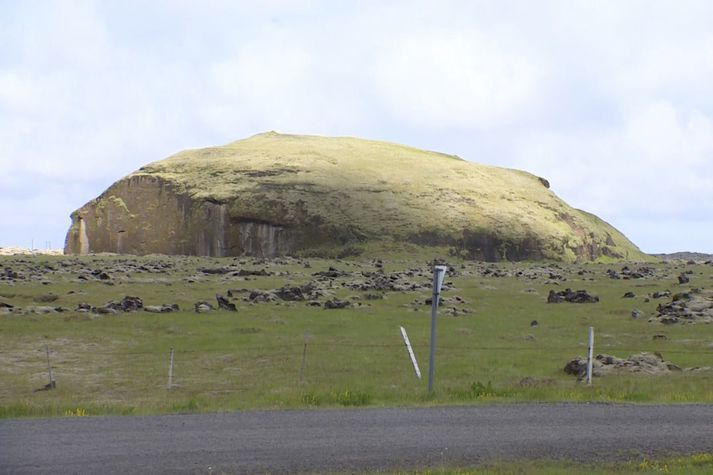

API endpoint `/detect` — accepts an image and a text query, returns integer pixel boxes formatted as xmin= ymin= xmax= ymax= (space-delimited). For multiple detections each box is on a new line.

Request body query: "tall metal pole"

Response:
xmin=428 ymin=265 xmax=447 ymax=392
xmin=586 ymin=327 xmax=594 ymax=385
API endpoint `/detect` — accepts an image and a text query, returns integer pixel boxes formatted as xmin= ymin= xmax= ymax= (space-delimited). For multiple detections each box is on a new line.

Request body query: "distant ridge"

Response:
xmin=652 ymin=252 xmax=713 ymax=262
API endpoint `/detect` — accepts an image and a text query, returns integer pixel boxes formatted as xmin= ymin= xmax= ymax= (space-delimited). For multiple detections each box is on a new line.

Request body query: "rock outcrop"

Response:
xmin=651 ymin=290 xmax=713 ymax=324
xmin=65 ymin=132 xmax=651 ymax=262
xmin=564 ymin=352 xmax=680 ymax=378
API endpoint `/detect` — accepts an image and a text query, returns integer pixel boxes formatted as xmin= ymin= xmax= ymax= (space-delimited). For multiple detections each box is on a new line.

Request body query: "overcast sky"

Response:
xmin=1 ymin=0 xmax=712 ymax=253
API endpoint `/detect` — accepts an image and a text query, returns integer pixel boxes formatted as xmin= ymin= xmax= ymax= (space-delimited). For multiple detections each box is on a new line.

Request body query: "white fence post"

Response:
xmin=400 ymin=326 xmax=421 ymax=379
xmin=167 ymin=348 xmax=175 ymax=389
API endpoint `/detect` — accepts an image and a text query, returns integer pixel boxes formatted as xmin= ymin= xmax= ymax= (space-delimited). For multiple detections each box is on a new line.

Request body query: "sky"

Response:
xmin=1 ymin=0 xmax=712 ymax=254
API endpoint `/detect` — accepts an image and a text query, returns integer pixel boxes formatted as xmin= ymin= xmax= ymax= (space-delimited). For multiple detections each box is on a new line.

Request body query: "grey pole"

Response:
xmin=299 ymin=332 xmax=309 ymax=384
xmin=45 ymin=345 xmax=54 ymax=389
xmin=428 ymin=265 xmax=447 ymax=392
xmin=586 ymin=327 xmax=594 ymax=385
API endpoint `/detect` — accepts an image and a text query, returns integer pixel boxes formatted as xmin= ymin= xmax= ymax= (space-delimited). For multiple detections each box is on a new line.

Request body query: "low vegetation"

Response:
xmin=1 ymin=251 xmax=712 ymax=418
xmin=381 ymin=452 xmax=713 ymax=474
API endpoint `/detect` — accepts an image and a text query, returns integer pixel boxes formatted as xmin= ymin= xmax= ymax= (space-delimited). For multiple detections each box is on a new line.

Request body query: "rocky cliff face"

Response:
xmin=65 ymin=175 xmax=295 ymax=257
xmin=65 ymin=132 xmax=651 ymax=262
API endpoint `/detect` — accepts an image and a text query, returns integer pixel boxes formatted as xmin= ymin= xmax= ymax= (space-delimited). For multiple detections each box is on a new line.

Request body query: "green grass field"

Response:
xmin=381 ymin=452 xmax=713 ymax=474
xmin=1 ymin=253 xmax=712 ymax=418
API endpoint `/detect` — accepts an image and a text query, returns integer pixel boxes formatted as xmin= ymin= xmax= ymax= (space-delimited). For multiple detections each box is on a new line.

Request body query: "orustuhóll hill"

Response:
xmin=64 ymin=132 xmax=649 ymax=262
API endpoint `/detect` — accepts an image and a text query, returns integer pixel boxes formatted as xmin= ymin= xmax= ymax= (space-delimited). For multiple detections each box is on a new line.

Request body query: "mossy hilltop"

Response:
xmin=65 ymin=132 xmax=650 ymax=262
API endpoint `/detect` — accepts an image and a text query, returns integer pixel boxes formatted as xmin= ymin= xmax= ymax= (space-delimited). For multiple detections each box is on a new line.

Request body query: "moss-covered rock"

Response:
xmin=64 ymin=132 xmax=651 ymax=262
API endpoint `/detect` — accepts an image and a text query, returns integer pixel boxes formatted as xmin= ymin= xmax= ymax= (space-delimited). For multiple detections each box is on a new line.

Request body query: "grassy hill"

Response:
xmin=65 ymin=132 xmax=651 ymax=262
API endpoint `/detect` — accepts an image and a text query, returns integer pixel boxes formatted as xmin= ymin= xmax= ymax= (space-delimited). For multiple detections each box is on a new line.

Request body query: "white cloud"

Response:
xmin=372 ymin=30 xmax=541 ymax=128
xmin=1 ymin=0 xmax=713 ymax=252
xmin=510 ymin=100 xmax=713 ymax=233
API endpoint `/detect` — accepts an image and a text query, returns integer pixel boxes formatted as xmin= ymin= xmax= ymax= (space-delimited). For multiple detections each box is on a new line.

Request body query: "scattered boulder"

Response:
xmin=198 ymin=267 xmax=232 ymax=275
xmin=91 ymin=269 xmax=111 ymax=280
xmin=274 ymin=286 xmax=305 ymax=301
xmin=83 ymin=296 xmax=143 ymax=314
xmin=608 ymin=266 xmax=656 ymax=280
xmin=313 ymin=267 xmax=349 ymax=278
xmin=678 ymin=273 xmax=690 ymax=284
xmin=564 ymin=352 xmax=680 ymax=379
xmin=324 ymin=299 xmax=350 ymax=309
xmin=650 ymin=290 xmax=713 ymax=324
xmin=145 ymin=304 xmax=179 ymax=313
xmin=622 ymin=292 xmax=636 ymax=298
xmin=652 ymin=291 xmax=671 ymax=299
xmin=216 ymin=294 xmax=237 ymax=311
xmin=117 ymin=296 xmax=143 ymax=311
xmin=94 ymin=306 xmax=120 ymax=315
xmin=248 ymin=290 xmax=278 ymax=303
xmin=25 ymin=306 xmax=61 ymax=314
xmin=530 ymin=320 xmax=539 ymax=327
xmin=194 ymin=301 xmax=214 ymax=313
xmin=631 ymin=309 xmax=643 ymax=319
xmin=547 ymin=288 xmax=599 ymax=303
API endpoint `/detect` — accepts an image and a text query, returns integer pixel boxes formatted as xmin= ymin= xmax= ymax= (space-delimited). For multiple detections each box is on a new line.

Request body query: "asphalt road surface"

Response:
xmin=1 ymin=404 xmax=712 ymax=474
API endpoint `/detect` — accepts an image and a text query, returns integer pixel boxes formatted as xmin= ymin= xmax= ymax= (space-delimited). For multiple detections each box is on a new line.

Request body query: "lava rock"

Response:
xmin=547 ymin=288 xmax=599 ymax=304
xmin=324 ymin=299 xmax=349 ymax=309
xmin=216 ymin=294 xmax=237 ymax=311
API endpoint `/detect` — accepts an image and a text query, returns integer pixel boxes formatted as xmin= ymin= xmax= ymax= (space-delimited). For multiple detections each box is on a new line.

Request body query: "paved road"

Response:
xmin=1 ymin=404 xmax=712 ymax=474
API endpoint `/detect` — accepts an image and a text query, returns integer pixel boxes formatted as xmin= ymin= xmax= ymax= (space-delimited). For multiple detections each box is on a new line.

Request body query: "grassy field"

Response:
xmin=382 ymin=452 xmax=713 ymax=474
xmin=1 ymin=252 xmax=712 ymax=418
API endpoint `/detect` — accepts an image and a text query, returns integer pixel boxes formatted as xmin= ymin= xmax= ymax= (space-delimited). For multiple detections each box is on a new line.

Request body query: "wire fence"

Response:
xmin=2 ymin=334 xmax=711 ymax=398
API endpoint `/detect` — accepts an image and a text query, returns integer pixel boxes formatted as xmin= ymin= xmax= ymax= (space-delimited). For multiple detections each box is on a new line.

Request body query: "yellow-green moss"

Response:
xmin=69 ymin=132 xmax=651 ymax=261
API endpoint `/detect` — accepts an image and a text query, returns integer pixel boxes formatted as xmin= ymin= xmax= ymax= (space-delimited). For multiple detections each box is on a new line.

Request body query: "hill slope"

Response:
xmin=64 ymin=132 xmax=650 ymax=262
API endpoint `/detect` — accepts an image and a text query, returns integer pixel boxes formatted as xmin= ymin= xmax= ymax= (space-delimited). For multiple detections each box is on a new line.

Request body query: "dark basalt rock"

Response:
xmin=650 ymin=290 xmax=713 ymax=325
xmin=564 ymin=352 xmax=680 ymax=379
xmin=324 ymin=299 xmax=350 ymax=309
xmin=216 ymin=294 xmax=237 ymax=312
xmin=547 ymin=288 xmax=599 ymax=304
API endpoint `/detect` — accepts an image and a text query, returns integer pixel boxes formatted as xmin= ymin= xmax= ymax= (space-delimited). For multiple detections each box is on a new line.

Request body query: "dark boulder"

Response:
xmin=324 ymin=299 xmax=350 ymax=309
xmin=274 ymin=286 xmax=305 ymax=301
xmin=548 ymin=288 xmax=599 ymax=303
xmin=216 ymin=294 xmax=237 ymax=312
xmin=145 ymin=304 xmax=179 ymax=313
